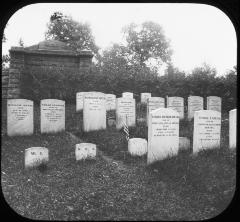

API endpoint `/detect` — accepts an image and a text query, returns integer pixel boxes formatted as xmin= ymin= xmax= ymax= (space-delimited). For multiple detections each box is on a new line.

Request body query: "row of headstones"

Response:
xmin=77 ymin=92 xmax=222 ymax=118
xmin=25 ymin=105 xmax=236 ymax=168
xmin=23 ymin=137 xmax=189 ymax=168
xmin=6 ymin=93 xmax=227 ymax=137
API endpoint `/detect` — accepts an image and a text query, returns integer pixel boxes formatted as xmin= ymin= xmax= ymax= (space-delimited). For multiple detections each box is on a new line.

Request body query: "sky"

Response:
xmin=2 ymin=3 xmax=237 ymax=76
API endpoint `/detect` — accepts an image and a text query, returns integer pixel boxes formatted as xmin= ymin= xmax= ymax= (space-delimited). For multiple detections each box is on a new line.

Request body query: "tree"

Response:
xmin=122 ymin=21 xmax=172 ymax=67
xmin=45 ymin=12 xmax=99 ymax=56
xmin=2 ymin=32 xmax=10 ymax=70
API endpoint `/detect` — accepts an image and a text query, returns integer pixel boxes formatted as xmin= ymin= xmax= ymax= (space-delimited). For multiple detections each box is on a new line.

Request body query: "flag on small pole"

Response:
xmin=122 ymin=115 xmax=129 ymax=141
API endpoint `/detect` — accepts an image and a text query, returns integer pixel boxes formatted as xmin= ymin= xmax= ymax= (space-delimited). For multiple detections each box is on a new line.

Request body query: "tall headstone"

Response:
xmin=141 ymin=93 xmax=151 ymax=104
xmin=147 ymin=108 xmax=179 ymax=164
xmin=7 ymin=99 xmax=34 ymax=136
xmin=188 ymin=96 xmax=204 ymax=120
xmin=193 ymin=110 xmax=221 ymax=153
xmin=41 ymin=99 xmax=65 ymax=134
xmin=128 ymin=138 xmax=148 ymax=156
xmin=207 ymin=96 xmax=221 ymax=112
xmin=147 ymin=97 xmax=165 ymax=125
xmin=25 ymin=147 xmax=49 ymax=168
xmin=106 ymin=94 xmax=116 ymax=111
xmin=76 ymin=92 xmax=86 ymax=112
xmin=122 ymin=92 xmax=133 ymax=99
xmin=116 ymin=97 xmax=136 ymax=129
xmin=83 ymin=92 xmax=106 ymax=132
xmin=167 ymin=97 xmax=184 ymax=119
xmin=229 ymin=109 xmax=236 ymax=149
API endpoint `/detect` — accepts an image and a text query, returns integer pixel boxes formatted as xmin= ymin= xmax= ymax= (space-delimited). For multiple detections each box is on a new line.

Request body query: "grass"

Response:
xmin=1 ymin=103 xmax=236 ymax=220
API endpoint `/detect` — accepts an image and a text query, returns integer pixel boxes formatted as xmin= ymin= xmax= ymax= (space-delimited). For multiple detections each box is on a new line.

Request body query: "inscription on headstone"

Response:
xmin=207 ymin=96 xmax=221 ymax=112
xmin=147 ymin=108 xmax=179 ymax=164
xmin=116 ymin=98 xmax=136 ymax=129
xmin=41 ymin=99 xmax=65 ymax=134
xmin=167 ymin=97 xmax=184 ymax=119
xmin=83 ymin=92 xmax=106 ymax=132
xmin=7 ymin=99 xmax=34 ymax=136
xmin=229 ymin=109 xmax=236 ymax=149
xmin=25 ymin=147 xmax=49 ymax=168
xmin=188 ymin=96 xmax=204 ymax=120
xmin=193 ymin=110 xmax=221 ymax=153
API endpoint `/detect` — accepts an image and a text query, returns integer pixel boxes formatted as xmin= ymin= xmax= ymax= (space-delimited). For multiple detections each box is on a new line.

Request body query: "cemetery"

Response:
xmin=1 ymin=8 xmax=237 ymax=221
xmin=1 ymin=90 xmax=236 ymax=220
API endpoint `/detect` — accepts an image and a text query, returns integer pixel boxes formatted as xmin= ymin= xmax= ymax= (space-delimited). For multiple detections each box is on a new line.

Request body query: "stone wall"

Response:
xmin=2 ymin=41 xmax=93 ymax=100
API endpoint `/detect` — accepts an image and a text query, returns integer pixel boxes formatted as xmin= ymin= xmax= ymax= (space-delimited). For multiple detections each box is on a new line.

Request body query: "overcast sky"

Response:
xmin=2 ymin=3 xmax=237 ymax=76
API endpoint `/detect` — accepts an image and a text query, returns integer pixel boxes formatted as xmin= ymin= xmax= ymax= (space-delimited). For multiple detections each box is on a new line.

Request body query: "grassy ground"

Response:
xmin=1 ymin=103 xmax=236 ymax=220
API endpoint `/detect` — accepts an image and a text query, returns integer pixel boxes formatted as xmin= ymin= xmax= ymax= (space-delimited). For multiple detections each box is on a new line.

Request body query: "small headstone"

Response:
xmin=167 ymin=97 xmax=184 ymax=119
xmin=76 ymin=92 xmax=86 ymax=112
xmin=106 ymin=94 xmax=116 ymax=111
xmin=116 ymin=97 xmax=136 ymax=129
xmin=229 ymin=109 xmax=236 ymax=149
xmin=41 ymin=99 xmax=65 ymax=134
xmin=75 ymin=143 xmax=97 ymax=160
xmin=179 ymin=137 xmax=190 ymax=151
xmin=207 ymin=96 xmax=221 ymax=112
xmin=193 ymin=110 xmax=221 ymax=154
xmin=83 ymin=92 xmax=106 ymax=132
xmin=122 ymin=92 xmax=133 ymax=99
xmin=147 ymin=108 xmax=179 ymax=164
xmin=141 ymin=93 xmax=151 ymax=104
xmin=188 ymin=96 xmax=204 ymax=120
xmin=147 ymin=97 xmax=165 ymax=125
xmin=25 ymin=147 xmax=49 ymax=168
xmin=128 ymin=138 xmax=148 ymax=156
xmin=7 ymin=99 xmax=34 ymax=136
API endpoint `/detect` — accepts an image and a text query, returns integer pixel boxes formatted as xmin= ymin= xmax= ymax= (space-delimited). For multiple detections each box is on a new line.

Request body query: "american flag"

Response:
xmin=122 ymin=115 xmax=129 ymax=141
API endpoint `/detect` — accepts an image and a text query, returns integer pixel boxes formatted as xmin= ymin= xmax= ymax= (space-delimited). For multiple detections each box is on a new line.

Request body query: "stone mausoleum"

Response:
xmin=2 ymin=40 xmax=93 ymax=99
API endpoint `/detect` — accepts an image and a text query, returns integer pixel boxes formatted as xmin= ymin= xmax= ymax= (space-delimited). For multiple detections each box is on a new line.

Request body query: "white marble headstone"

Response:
xmin=147 ymin=108 xmax=179 ymax=164
xmin=41 ymin=99 xmax=65 ymax=134
xmin=229 ymin=109 xmax=236 ymax=149
xmin=83 ymin=92 xmax=106 ymax=132
xmin=147 ymin=97 xmax=165 ymax=126
xmin=75 ymin=143 xmax=97 ymax=160
xmin=128 ymin=138 xmax=148 ymax=156
xmin=7 ymin=99 xmax=34 ymax=136
xmin=76 ymin=92 xmax=86 ymax=112
xmin=193 ymin=110 xmax=221 ymax=153
xmin=167 ymin=97 xmax=184 ymax=119
xmin=141 ymin=93 xmax=151 ymax=104
xmin=25 ymin=147 xmax=49 ymax=168
xmin=106 ymin=94 xmax=116 ymax=111
xmin=207 ymin=96 xmax=221 ymax=113
xmin=188 ymin=96 xmax=204 ymax=120
xmin=122 ymin=92 xmax=133 ymax=99
xmin=116 ymin=97 xmax=136 ymax=129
